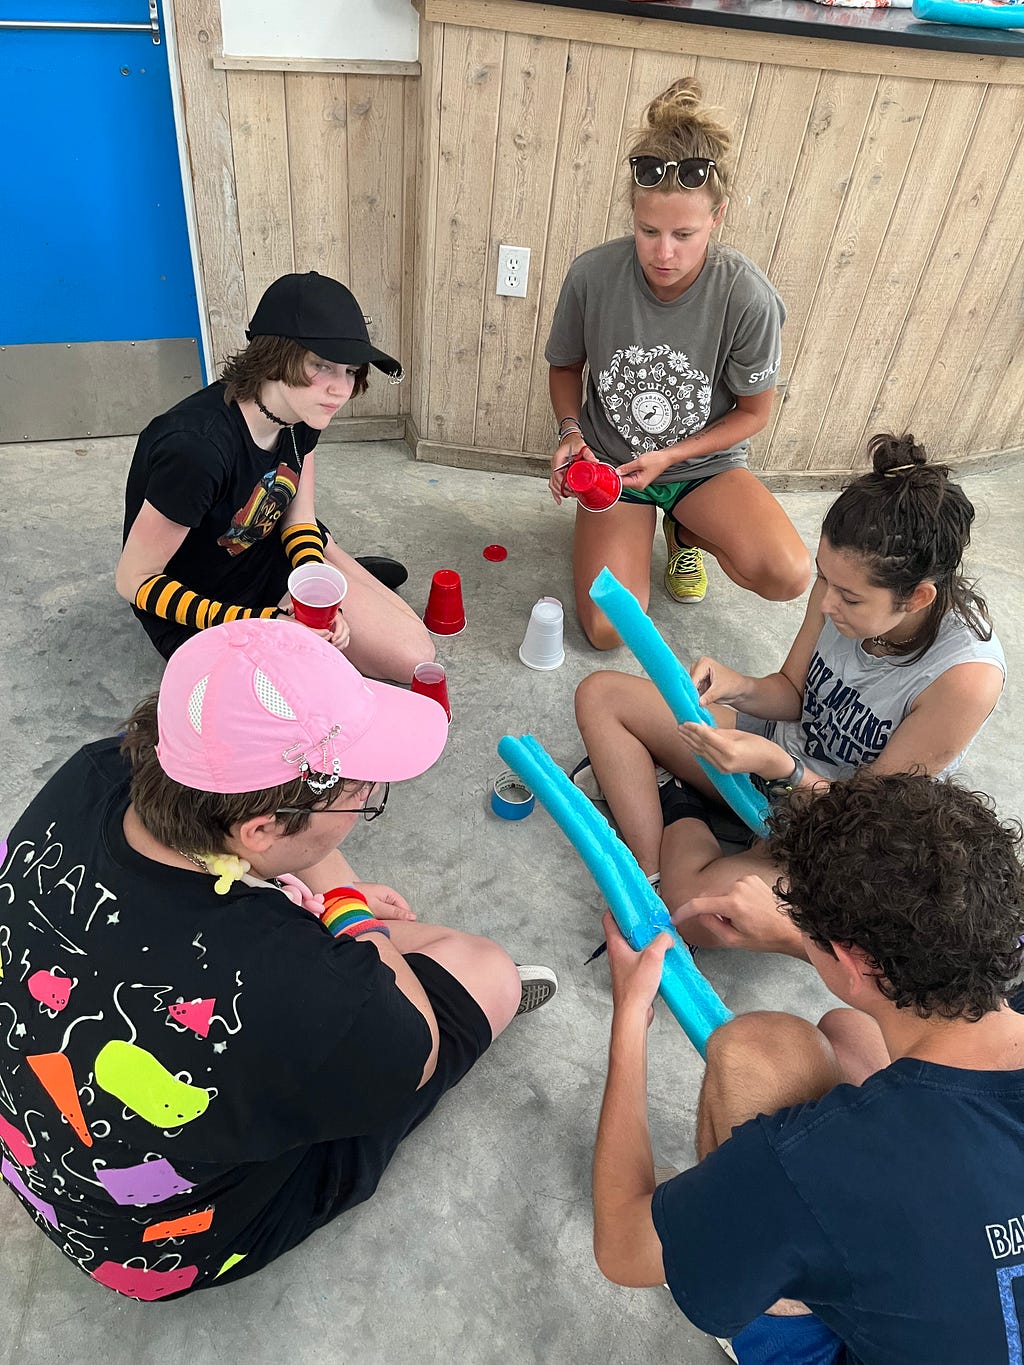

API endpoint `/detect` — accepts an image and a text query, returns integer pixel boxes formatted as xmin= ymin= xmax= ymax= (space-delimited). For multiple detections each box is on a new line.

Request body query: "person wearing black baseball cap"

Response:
xmin=117 ymin=272 xmax=433 ymax=683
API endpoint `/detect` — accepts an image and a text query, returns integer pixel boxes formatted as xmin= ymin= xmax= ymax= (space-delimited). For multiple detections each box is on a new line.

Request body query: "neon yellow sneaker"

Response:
xmin=662 ymin=515 xmax=708 ymax=603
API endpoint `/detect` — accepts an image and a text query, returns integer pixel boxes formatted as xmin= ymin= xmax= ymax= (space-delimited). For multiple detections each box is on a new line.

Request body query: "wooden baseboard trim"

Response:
xmin=405 ymin=420 xmax=1024 ymax=490
xmin=215 ymin=55 xmax=421 ymax=76
xmin=319 ymin=416 xmax=407 ymax=444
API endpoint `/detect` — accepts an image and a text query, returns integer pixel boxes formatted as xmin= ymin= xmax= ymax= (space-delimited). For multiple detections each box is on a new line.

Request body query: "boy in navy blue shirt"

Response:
xmin=592 ymin=771 xmax=1024 ymax=1364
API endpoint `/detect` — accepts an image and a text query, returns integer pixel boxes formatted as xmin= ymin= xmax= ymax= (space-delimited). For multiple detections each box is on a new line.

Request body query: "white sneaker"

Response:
xmin=515 ymin=965 xmax=558 ymax=1016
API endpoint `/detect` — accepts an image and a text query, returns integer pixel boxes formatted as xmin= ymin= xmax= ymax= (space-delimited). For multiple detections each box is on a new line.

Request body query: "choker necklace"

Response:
xmin=255 ymin=394 xmax=292 ymax=427
xmin=254 ymin=393 xmax=301 ymax=464
xmin=177 ymin=848 xmax=209 ymax=872
xmin=868 ymin=630 xmax=921 ymax=654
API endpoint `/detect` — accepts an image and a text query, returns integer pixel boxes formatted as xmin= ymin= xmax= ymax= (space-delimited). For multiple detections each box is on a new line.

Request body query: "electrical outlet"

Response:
xmin=496 ymin=244 xmax=530 ymax=298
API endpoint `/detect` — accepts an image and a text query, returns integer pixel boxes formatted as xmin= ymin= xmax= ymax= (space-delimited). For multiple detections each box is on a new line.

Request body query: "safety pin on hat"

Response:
xmin=282 ymin=726 xmax=343 ymax=793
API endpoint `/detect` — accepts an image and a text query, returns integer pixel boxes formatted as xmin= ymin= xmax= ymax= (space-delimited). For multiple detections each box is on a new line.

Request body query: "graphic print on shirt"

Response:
xmin=987 ymin=1215 xmax=1024 ymax=1363
xmin=217 ymin=463 xmax=299 ymax=556
xmin=801 ymin=650 xmax=894 ymax=769
xmin=0 ymin=823 xmax=241 ymax=1297
xmin=597 ymin=345 xmax=712 ymax=453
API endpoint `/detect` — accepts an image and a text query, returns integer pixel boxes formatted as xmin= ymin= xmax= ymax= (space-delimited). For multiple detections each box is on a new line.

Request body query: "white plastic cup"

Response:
xmin=519 ymin=596 xmax=565 ymax=671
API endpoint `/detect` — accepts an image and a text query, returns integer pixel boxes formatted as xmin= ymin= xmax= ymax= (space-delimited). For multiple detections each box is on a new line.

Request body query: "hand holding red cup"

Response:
xmin=287 ymin=564 xmax=348 ymax=630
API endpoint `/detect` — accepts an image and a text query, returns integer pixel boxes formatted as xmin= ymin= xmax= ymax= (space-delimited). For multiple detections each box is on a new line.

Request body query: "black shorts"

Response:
xmin=206 ymin=953 xmax=492 ymax=1287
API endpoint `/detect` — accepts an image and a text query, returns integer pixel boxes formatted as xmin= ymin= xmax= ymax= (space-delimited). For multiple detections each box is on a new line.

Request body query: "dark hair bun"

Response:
xmin=867 ymin=431 xmax=929 ymax=478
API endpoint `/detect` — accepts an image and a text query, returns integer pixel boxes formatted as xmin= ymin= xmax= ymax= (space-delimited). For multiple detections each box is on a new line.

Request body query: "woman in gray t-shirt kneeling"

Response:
xmin=574 ymin=433 xmax=1005 ymax=957
xmin=546 ymin=78 xmax=810 ymax=649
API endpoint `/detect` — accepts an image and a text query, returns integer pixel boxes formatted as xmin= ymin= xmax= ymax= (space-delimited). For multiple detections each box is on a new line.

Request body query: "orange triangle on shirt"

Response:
xmin=27 ymin=1052 xmax=93 ymax=1147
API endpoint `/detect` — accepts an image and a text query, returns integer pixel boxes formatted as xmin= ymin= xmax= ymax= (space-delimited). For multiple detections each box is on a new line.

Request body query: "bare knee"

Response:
xmin=468 ymin=937 xmax=522 ymax=1038
xmin=389 ymin=623 xmax=435 ymax=684
xmin=706 ymin=1011 xmax=833 ymax=1079
xmin=577 ymin=606 xmax=623 ymax=652
xmin=751 ymin=547 xmax=812 ymax=602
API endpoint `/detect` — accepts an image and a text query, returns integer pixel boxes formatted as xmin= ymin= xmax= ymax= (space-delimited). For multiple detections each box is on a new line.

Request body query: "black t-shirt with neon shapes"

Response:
xmin=0 ymin=739 xmax=431 ymax=1299
xmin=122 ymin=382 xmax=319 ymax=657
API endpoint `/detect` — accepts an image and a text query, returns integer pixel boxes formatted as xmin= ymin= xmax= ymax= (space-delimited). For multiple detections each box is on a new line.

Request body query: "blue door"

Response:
xmin=0 ymin=0 xmax=204 ymax=439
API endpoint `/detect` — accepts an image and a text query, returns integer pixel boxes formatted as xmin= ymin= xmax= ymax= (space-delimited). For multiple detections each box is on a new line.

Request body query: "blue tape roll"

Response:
xmin=491 ymin=771 xmax=535 ymax=820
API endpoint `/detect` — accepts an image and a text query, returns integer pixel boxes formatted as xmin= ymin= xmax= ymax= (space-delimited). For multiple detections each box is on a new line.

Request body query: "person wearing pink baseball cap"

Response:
xmin=116 ymin=271 xmax=431 ymax=685
xmin=0 ymin=619 xmax=556 ymax=1300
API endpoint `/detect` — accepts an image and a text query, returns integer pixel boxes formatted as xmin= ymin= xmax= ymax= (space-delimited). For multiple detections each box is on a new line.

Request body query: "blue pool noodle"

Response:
xmin=588 ymin=567 xmax=771 ymax=837
xmin=913 ymin=0 xmax=1024 ymax=27
xmin=497 ymin=734 xmax=732 ymax=1057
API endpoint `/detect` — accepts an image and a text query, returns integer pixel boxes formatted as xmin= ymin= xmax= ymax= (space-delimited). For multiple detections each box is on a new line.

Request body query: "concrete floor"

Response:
xmin=0 ymin=436 xmax=1020 ymax=1365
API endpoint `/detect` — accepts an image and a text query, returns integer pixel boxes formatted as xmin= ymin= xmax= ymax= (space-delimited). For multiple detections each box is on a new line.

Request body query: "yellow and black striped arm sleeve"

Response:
xmin=280 ymin=521 xmax=325 ymax=568
xmin=134 ymin=575 xmax=280 ymax=630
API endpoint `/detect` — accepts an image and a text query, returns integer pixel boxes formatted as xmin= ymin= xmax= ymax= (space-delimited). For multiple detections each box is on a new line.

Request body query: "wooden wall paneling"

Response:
xmin=859 ymin=83 xmax=1024 ymax=450
xmin=425 ymin=24 xmax=506 ymax=445
xmin=903 ymin=111 xmax=1024 ymax=455
xmin=410 ymin=19 xmax=444 ymax=436
xmin=522 ymin=40 xmax=635 ymax=455
xmin=475 ymin=33 xmax=569 ymax=451
xmin=285 ymin=75 xmax=351 ymax=286
xmin=970 ymin=238 xmax=1024 ymax=454
xmin=771 ymin=74 xmax=934 ymax=472
xmin=344 ymin=76 xmax=407 ymax=419
xmin=764 ymin=73 xmax=930 ymax=472
xmin=400 ymin=75 xmax=419 ymax=405
xmin=691 ymin=55 xmax=759 ymax=165
xmin=170 ymin=0 xmax=247 ymax=368
xmin=723 ymin=65 xmax=820 ymax=274
xmin=759 ymin=70 xmax=878 ymax=467
xmin=227 ymin=71 xmax=295 ymax=317
xmin=810 ymin=81 xmax=984 ymax=469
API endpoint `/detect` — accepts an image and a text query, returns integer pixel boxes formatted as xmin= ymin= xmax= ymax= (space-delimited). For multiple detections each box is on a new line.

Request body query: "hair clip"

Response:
xmin=883 ymin=464 xmax=917 ymax=476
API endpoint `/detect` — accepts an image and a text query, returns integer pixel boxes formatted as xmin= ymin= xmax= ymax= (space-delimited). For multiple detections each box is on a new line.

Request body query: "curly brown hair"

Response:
xmin=121 ymin=695 xmax=359 ymax=854
xmin=220 ymin=335 xmax=369 ymax=404
xmin=767 ymin=771 xmax=1024 ymax=1022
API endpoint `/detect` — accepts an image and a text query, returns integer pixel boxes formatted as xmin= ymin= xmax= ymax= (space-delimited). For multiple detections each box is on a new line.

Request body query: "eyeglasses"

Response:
xmin=276 ymin=781 xmax=390 ymax=824
xmin=630 ymin=156 xmax=717 ymax=190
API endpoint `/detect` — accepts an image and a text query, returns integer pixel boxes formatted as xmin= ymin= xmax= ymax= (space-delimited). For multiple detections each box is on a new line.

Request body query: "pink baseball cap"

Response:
xmin=156 ymin=619 xmax=448 ymax=793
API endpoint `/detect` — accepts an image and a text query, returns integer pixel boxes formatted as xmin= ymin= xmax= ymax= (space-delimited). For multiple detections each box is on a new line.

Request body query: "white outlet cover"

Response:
xmin=497 ymin=244 xmax=530 ymax=298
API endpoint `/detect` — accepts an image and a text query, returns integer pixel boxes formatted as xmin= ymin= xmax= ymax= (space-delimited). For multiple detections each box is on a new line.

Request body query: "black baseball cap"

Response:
xmin=247 ymin=272 xmax=403 ymax=379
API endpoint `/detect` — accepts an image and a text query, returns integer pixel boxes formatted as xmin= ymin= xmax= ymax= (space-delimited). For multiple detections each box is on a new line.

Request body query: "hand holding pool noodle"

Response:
xmin=588 ymin=567 xmax=771 ymax=837
xmin=497 ymin=734 xmax=731 ymax=1057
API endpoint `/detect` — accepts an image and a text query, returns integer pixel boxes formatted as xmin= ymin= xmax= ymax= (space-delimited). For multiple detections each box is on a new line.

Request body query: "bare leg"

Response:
xmin=324 ymin=539 xmax=434 ymax=684
xmin=675 ymin=469 xmax=811 ymax=602
xmin=575 ymin=671 xmax=729 ymax=876
xmin=387 ymin=920 xmax=522 ymax=1041
xmin=572 ymin=500 xmax=657 ymax=650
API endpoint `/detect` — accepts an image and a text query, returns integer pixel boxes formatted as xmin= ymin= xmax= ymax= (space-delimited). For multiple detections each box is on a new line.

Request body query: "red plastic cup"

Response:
xmin=288 ymin=564 xmax=347 ymax=630
xmin=564 ymin=459 xmax=622 ymax=512
xmin=410 ymin=662 xmax=452 ymax=721
xmin=423 ymin=568 xmax=466 ymax=636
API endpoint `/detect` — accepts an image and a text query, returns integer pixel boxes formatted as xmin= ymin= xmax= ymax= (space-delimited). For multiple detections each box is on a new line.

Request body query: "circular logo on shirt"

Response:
xmin=631 ymin=390 xmax=674 ymax=435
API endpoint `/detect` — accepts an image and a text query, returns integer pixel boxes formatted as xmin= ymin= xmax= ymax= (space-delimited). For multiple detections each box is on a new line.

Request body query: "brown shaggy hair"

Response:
xmin=220 ymin=335 xmax=369 ymax=405
xmin=767 ymin=771 xmax=1024 ymax=1023
xmin=121 ymin=695 xmax=359 ymax=854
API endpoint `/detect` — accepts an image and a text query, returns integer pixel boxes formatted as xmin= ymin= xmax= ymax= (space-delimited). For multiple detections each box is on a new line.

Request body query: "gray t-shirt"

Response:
xmin=545 ymin=236 xmax=785 ymax=484
xmin=749 ymin=612 xmax=1006 ymax=781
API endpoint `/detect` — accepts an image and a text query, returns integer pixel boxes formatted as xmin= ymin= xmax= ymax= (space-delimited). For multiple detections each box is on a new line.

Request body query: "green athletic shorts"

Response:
xmin=619 ymin=475 xmax=712 ymax=514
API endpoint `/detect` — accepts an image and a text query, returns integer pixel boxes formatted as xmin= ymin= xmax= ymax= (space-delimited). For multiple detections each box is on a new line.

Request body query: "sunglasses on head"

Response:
xmin=630 ymin=156 xmax=717 ymax=190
